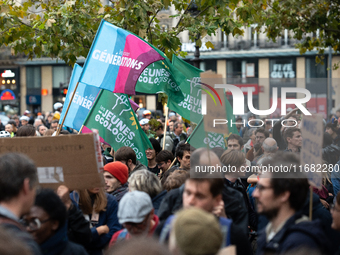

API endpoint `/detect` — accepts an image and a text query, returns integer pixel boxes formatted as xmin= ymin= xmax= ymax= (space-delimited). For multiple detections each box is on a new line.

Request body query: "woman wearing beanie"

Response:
xmin=103 ymin=162 xmax=129 ymax=202
xmin=70 ymin=188 xmax=121 ymax=255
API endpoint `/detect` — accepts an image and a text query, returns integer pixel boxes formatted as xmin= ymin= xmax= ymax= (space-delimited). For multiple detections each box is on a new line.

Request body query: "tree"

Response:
xmin=0 ymin=0 xmax=245 ymax=66
xmin=243 ymin=0 xmax=340 ymax=68
xmin=2 ymin=0 xmax=338 ymax=68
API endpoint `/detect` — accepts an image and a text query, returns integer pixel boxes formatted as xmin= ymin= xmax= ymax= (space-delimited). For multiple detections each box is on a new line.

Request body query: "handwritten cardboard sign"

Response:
xmin=0 ymin=133 xmax=104 ymax=190
xmin=300 ymin=115 xmax=323 ymax=189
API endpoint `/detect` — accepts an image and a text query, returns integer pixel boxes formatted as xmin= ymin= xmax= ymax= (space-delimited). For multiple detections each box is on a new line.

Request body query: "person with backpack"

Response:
xmin=109 ymin=191 xmax=159 ymax=246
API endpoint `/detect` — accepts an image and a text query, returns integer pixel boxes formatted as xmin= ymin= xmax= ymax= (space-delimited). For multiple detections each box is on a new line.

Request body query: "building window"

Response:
xmin=227 ymin=59 xmax=258 ymax=84
xmin=226 ymin=59 xmax=259 ymax=114
xmin=26 ymin=66 xmax=41 ymax=95
xmin=52 ymin=66 xmax=72 ymax=88
xmin=305 ymin=57 xmax=328 ymax=118
xmin=200 ymin=59 xmax=217 ymax=72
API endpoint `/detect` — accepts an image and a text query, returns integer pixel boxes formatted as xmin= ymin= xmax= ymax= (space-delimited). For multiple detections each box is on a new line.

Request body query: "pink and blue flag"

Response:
xmin=79 ymin=20 xmax=165 ymax=95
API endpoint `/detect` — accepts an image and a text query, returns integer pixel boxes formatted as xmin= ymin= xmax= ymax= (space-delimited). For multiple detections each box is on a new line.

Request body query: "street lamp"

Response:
xmin=188 ymin=1 xmax=201 ymax=69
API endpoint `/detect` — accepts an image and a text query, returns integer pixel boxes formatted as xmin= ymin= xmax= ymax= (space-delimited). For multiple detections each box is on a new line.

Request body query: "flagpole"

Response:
xmin=78 ymin=125 xmax=84 ymax=134
xmin=165 ymin=117 xmax=203 ymax=172
xmin=56 ymin=82 xmax=80 ymax=136
xmin=78 ymin=90 xmax=104 ymax=135
xmin=162 ymin=105 xmax=169 ymax=150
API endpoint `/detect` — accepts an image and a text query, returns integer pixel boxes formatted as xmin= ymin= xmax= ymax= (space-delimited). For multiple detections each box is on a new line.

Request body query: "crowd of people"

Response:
xmin=0 ymin=106 xmax=340 ymax=255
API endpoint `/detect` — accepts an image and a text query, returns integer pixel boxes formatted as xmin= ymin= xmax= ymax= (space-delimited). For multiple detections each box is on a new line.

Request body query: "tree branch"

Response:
xmin=147 ymin=9 xmax=160 ymax=45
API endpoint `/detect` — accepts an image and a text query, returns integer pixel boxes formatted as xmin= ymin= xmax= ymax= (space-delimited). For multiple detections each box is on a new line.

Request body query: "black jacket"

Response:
xmin=273 ymin=119 xmax=287 ymax=151
xmin=67 ymin=204 xmax=92 ymax=247
xmin=152 ymin=190 xmax=167 ymax=215
xmin=322 ymin=144 xmax=340 ymax=165
xmin=40 ymin=223 xmax=88 ymax=255
xmin=257 ymin=212 xmax=331 ymax=255
xmin=224 ymin=178 xmax=258 ymax=231
xmin=222 ymin=183 xmax=250 ymax=236
xmin=156 ymin=185 xmax=184 ymax=234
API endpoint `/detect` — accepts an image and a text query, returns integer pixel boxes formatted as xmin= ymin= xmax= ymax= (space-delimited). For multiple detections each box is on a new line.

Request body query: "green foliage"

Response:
xmin=0 ymin=0 xmax=246 ymax=66
xmin=2 ymin=0 xmax=338 ymax=68
xmin=243 ymin=0 xmax=340 ymax=68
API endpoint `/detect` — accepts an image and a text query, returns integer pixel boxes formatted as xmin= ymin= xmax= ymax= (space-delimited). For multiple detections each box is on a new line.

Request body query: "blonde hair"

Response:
xmin=128 ymin=170 xmax=162 ymax=198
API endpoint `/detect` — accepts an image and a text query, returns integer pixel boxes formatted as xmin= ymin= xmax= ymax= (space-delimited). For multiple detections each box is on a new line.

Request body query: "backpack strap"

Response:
xmin=117 ymin=229 xmax=129 ymax=241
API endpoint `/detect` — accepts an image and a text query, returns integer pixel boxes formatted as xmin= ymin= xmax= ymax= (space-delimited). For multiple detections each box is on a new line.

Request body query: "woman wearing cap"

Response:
xmin=70 ymin=187 xmax=121 ymax=255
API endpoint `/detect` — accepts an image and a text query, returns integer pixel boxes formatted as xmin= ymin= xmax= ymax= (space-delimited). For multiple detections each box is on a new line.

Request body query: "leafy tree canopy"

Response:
xmin=248 ymin=0 xmax=340 ymax=67
xmin=0 ymin=0 xmax=246 ymax=65
xmin=0 ymin=0 xmax=339 ymax=67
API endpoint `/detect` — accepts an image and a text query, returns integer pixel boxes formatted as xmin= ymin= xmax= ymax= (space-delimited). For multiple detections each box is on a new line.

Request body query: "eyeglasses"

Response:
xmin=330 ymin=204 xmax=340 ymax=213
xmin=255 ymin=184 xmax=272 ymax=192
xmin=157 ymin=162 xmax=165 ymax=168
xmin=21 ymin=218 xmax=50 ymax=231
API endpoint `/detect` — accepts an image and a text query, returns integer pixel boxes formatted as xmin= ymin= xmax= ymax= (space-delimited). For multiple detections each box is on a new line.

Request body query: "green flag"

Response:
xmin=82 ymin=90 xmax=152 ymax=166
xmin=169 ymin=55 xmax=202 ymax=123
xmin=187 ymin=118 xmax=227 ymax=149
xmin=187 ymin=92 xmax=239 ymax=149
xmin=134 ymin=43 xmax=185 ymax=104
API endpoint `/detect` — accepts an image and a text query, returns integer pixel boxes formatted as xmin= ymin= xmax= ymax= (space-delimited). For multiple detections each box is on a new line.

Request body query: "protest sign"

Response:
xmin=79 ymin=19 xmax=164 ymax=95
xmin=300 ymin=114 xmax=323 ymax=188
xmin=82 ymin=90 xmax=152 ymax=166
xmin=0 ymin=134 xmax=104 ymax=190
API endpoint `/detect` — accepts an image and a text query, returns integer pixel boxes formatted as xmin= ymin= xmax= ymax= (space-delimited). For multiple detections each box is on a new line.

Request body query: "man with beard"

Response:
xmin=253 ymin=153 xmax=330 ymax=254
xmin=109 ymin=191 xmax=159 ymax=246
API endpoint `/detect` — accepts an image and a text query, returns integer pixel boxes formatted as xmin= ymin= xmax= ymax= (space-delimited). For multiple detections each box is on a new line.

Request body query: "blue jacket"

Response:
xmin=70 ymin=192 xmax=122 ymax=255
xmin=152 ymin=190 xmax=167 ymax=215
xmin=257 ymin=212 xmax=331 ymax=255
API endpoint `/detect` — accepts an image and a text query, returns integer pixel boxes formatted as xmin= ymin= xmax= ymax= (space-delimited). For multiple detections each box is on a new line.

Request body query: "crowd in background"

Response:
xmin=0 ymin=105 xmax=340 ymax=255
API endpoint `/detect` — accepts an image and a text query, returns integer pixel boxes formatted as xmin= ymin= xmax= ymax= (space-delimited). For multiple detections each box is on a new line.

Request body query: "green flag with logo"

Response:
xmin=168 ymin=55 xmax=203 ymax=123
xmin=187 ymin=118 xmax=228 ymax=149
xmin=82 ymin=90 xmax=152 ymax=166
xmin=186 ymin=91 xmax=239 ymax=149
